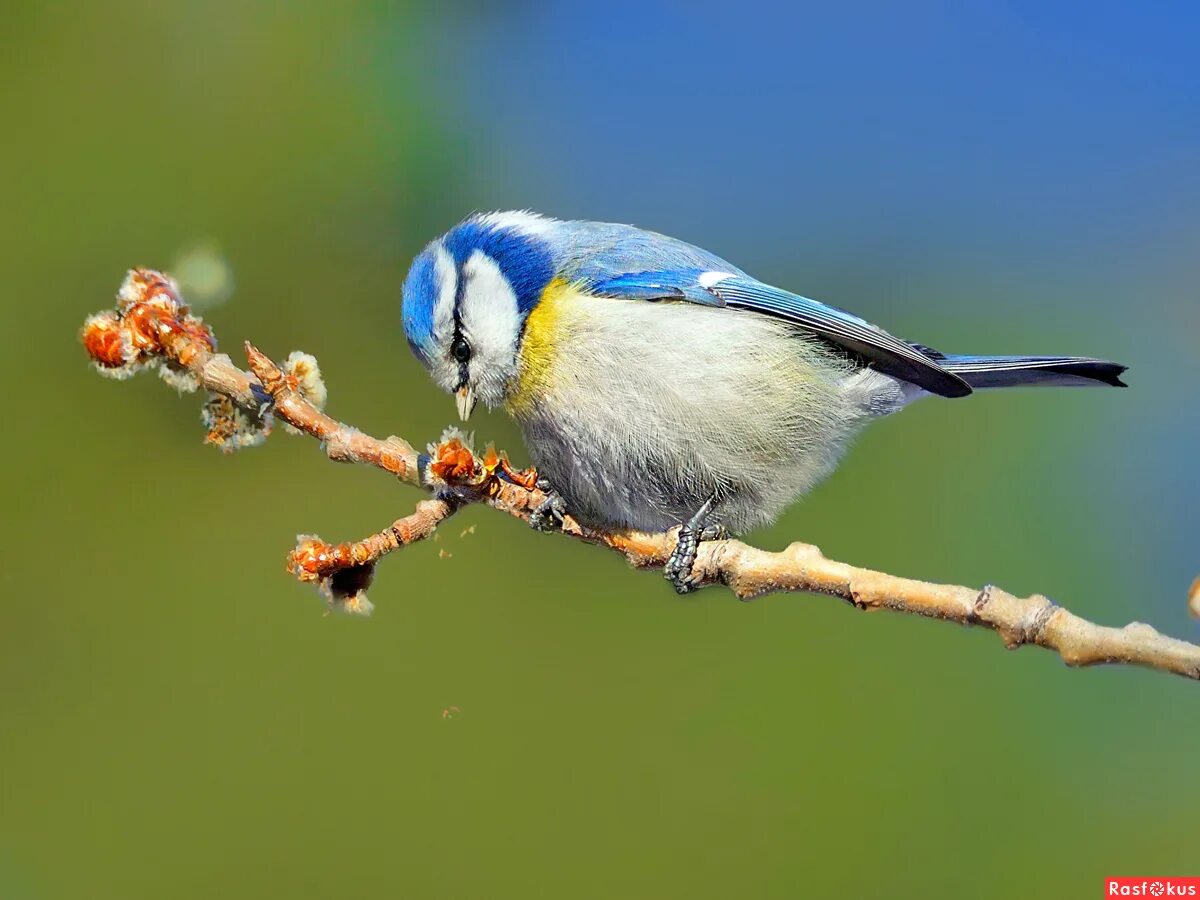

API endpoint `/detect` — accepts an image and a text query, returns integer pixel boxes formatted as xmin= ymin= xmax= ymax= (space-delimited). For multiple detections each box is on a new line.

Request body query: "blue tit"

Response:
xmin=401 ymin=211 xmax=1126 ymax=591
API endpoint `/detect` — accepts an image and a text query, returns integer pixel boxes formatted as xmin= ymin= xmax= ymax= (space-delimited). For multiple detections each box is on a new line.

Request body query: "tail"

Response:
xmin=937 ymin=354 xmax=1128 ymax=389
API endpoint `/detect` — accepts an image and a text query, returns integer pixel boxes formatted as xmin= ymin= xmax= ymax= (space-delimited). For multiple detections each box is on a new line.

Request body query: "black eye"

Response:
xmin=451 ymin=336 xmax=471 ymax=363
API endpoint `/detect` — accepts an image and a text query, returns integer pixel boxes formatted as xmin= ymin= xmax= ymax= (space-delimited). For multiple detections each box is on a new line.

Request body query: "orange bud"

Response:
xmin=81 ymin=312 xmax=129 ymax=368
xmin=429 ymin=438 xmax=478 ymax=483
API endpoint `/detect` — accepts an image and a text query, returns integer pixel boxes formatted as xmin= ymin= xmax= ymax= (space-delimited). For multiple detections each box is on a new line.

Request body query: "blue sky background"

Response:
xmin=437 ymin=1 xmax=1198 ymax=276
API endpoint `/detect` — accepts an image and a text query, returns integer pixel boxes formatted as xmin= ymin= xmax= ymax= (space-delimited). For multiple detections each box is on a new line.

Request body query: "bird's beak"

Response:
xmin=455 ymin=385 xmax=477 ymax=421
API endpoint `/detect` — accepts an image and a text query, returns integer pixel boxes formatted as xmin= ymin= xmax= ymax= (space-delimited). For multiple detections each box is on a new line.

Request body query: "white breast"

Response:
xmin=510 ymin=288 xmax=907 ymax=533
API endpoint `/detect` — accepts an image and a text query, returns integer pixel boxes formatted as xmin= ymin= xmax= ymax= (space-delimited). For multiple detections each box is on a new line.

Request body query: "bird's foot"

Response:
xmin=664 ymin=497 xmax=727 ymax=595
xmin=529 ymin=478 xmax=569 ymax=532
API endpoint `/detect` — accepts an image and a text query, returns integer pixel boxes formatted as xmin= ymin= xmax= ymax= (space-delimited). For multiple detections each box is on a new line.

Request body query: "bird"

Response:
xmin=401 ymin=210 xmax=1126 ymax=592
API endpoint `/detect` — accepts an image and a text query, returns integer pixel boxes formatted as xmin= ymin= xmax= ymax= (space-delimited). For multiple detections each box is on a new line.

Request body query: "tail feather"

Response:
xmin=938 ymin=354 xmax=1128 ymax=389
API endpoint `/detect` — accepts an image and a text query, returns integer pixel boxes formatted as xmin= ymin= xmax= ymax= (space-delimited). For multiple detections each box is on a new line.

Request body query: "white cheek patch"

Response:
xmin=432 ymin=244 xmax=458 ymax=342
xmin=460 ymin=250 xmax=520 ymax=369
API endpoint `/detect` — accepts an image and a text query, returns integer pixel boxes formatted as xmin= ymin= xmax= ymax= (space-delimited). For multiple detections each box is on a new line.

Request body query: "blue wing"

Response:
xmin=588 ymin=269 xmax=972 ymax=398
xmin=582 ymin=267 xmax=725 ymax=305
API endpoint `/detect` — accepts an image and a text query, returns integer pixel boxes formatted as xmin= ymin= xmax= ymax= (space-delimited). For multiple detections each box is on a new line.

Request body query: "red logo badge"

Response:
xmin=1107 ymin=879 xmax=1200 ymax=897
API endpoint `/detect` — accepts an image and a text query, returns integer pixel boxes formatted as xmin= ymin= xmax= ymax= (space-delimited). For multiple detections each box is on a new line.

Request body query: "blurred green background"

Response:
xmin=3 ymin=2 xmax=1198 ymax=898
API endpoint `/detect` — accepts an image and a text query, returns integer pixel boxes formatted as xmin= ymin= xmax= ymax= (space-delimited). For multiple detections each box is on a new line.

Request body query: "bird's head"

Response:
xmin=402 ymin=211 xmax=556 ymax=420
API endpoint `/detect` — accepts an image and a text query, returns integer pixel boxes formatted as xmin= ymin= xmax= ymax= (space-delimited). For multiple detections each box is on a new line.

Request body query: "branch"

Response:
xmin=81 ymin=268 xmax=1200 ymax=681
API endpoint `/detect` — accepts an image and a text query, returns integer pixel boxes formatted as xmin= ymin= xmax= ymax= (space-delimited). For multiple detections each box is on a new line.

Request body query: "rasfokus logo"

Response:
xmin=1107 ymin=878 xmax=1200 ymax=897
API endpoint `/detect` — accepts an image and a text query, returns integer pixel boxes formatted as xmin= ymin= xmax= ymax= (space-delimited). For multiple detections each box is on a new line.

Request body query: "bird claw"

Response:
xmin=529 ymin=479 xmax=568 ymax=532
xmin=664 ymin=498 xmax=726 ymax=594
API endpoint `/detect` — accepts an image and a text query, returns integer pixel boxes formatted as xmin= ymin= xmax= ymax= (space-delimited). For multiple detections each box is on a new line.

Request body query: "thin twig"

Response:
xmin=81 ymin=268 xmax=1200 ymax=680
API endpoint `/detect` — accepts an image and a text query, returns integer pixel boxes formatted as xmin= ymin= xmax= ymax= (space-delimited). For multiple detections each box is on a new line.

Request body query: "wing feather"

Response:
xmin=588 ymin=270 xmax=971 ymax=398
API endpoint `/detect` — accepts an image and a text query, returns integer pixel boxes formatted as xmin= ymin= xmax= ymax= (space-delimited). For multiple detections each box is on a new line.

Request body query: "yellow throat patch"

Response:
xmin=508 ymin=277 xmax=573 ymax=415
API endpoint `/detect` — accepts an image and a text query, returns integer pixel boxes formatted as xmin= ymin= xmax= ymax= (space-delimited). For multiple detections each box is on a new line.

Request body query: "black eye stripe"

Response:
xmin=450 ymin=260 xmax=474 ymax=371
xmin=451 ymin=259 xmax=471 ymax=321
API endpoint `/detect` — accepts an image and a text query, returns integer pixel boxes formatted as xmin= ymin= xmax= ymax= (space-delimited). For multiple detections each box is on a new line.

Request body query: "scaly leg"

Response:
xmin=664 ymin=495 xmax=727 ymax=594
xmin=529 ymin=478 xmax=569 ymax=532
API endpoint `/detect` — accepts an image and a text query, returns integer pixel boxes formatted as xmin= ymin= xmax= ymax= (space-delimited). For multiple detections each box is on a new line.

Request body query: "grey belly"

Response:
xmin=520 ymin=417 xmax=742 ymax=533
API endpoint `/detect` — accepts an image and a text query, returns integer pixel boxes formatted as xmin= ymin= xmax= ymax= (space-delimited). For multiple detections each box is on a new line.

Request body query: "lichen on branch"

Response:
xmin=81 ymin=268 xmax=1200 ymax=680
